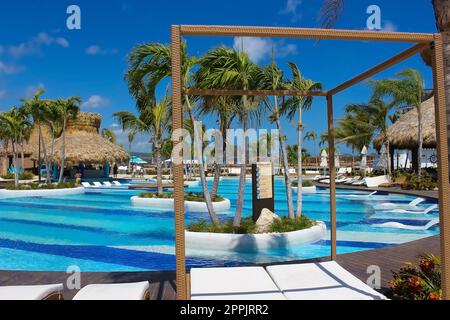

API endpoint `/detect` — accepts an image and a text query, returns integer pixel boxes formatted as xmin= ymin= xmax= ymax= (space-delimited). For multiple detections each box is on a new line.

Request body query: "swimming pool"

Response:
xmin=0 ymin=178 xmax=439 ymax=271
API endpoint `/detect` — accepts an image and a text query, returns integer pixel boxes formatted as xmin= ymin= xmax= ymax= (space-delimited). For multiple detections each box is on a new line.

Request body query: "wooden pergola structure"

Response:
xmin=171 ymin=25 xmax=450 ymax=300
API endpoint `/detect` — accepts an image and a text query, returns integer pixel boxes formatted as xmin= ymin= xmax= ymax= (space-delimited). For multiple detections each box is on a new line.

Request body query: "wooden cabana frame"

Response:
xmin=171 ymin=25 xmax=450 ymax=300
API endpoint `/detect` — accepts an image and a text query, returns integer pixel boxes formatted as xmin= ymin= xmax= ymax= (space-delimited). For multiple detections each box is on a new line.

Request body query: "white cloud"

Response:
xmin=7 ymin=32 xmax=69 ymax=59
xmin=233 ymin=37 xmax=298 ymax=63
xmin=0 ymin=89 xmax=6 ymax=99
xmin=85 ymin=45 xmax=118 ymax=56
xmin=109 ymin=124 xmax=150 ymax=153
xmin=382 ymin=21 xmax=398 ymax=32
xmin=0 ymin=61 xmax=24 ymax=74
xmin=25 ymin=83 xmax=45 ymax=98
xmin=279 ymin=0 xmax=302 ymax=22
xmin=82 ymin=95 xmax=110 ymax=109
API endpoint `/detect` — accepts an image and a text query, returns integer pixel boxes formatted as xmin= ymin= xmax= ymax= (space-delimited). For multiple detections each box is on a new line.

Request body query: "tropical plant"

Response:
xmin=127 ymin=42 xmax=219 ymax=225
xmin=0 ymin=109 xmax=32 ymax=186
xmin=281 ymin=62 xmax=322 ymax=216
xmin=304 ymin=131 xmax=319 ymax=169
xmin=371 ymin=69 xmax=425 ymax=177
xmin=101 ymin=128 xmax=116 ymax=144
xmin=115 ymin=92 xmax=171 ymax=195
xmin=390 ymin=254 xmax=442 ymax=300
xmin=196 ymin=46 xmax=261 ymax=228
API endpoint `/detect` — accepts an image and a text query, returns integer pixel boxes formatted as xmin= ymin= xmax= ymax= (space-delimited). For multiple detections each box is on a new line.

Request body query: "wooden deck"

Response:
xmin=0 ymin=235 xmax=440 ymax=299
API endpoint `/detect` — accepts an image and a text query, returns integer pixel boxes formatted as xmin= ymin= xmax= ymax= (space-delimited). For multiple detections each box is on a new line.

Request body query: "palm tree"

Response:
xmin=115 ymin=92 xmax=171 ymax=196
xmin=101 ymin=128 xmax=116 ymax=144
xmin=0 ymin=109 xmax=32 ymax=186
xmin=259 ymin=62 xmax=295 ymax=219
xmin=57 ymin=97 xmax=80 ymax=183
xmin=281 ymin=62 xmax=322 ymax=216
xmin=127 ymin=42 xmax=219 ymax=225
xmin=370 ymin=69 xmax=424 ymax=176
xmin=343 ymin=98 xmax=396 ymax=174
xmin=304 ymin=131 xmax=319 ymax=170
xmin=196 ymin=47 xmax=261 ymax=228
xmin=21 ymin=89 xmax=52 ymax=183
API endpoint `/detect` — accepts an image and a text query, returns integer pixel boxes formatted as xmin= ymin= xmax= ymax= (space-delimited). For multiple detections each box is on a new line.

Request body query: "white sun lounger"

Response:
xmin=103 ymin=181 xmax=112 ymax=186
xmin=190 ymin=267 xmax=286 ymax=300
xmin=92 ymin=182 xmax=103 ymax=187
xmin=352 ymin=179 xmax=366 ymax=186
xmin=112 ymin=181 xmax=121 ymax=186
xmin=73 ymin=281 xmax=150 ymax=300
xmin=372 ymin=218 xmax=439 ymax=230
xmin=365 ymin=175 xmax=390 ymax=188
xmin=266 ymin=261 xmax=387 ymax=300
xmin=373 ymin=197 xmax=426 ymax=211
xmin=345 ymin=176 xmax=361 ymax=185
xmin=347 ymin=191 xmax=377 ymax=199
xmin=81 ymin=182 xmax=92 ymax=188
xmin=0 ymin=283 xmax=63 ymax=300
xmin=387 ymin=204 xmax=438 ymax=214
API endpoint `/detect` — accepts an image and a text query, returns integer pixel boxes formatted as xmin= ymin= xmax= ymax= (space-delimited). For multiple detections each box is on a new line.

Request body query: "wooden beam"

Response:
xmin=327 ymin=94 xmax=337 ymax=261
xmin=180 ymin=25 xmax=434 ymax=43
xmin=171 ymin=25 xmax=187 ymax=300
xmin=329 ymin=42 xmax=430 ymax=95
xmin=184 ymin=88 xmax=328 ymax=97
xmin=432 ymin=33 xmax=450 ymax=300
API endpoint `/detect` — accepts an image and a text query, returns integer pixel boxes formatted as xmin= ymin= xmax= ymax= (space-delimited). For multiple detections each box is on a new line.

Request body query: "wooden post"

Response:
xmin=327 ymin=94 xmax=337 ymax=260
xmin=171 ymin=25 xmax=187 ymax=300
xmin=432 ymin=33 xmax=450 ymax=300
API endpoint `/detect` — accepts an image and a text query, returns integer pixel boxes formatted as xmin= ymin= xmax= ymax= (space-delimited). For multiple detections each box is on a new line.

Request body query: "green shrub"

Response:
xmin=270 ymin=216 xmax=316 ymax=233
xmin=0 ymin=172 xmax=14 ymax=179
xmin=402 ymin=172 xmax=437 ymax=191
xmin=390 ymin=254 xmax=441 ymax=300
xmin=139 ymin=191 xmax=225 ymax=202
xmin=6 ymin=182 xmax=76 ymax=191
xmin=291 ymin=180 xmax=314 ymax=187
xmin=1 ymin=171 xmax=35 ymax=180
xmin=187 ymin=215 xmax=316 ymax=234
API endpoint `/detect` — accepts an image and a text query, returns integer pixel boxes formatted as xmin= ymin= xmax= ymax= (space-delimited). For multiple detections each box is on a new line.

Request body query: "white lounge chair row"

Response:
xmin=319 ymin=175 xmax=391 ymax=188
xmin=81 ymin=181 xmax=122 ymax=188
xmin=191 ymin=261 xmax=388 ymax=300
xmin=0 ymin=281 xmax=149 ymax=300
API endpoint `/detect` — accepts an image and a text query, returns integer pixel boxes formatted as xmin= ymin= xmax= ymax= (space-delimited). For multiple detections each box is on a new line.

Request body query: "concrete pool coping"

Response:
xmin=130 ymin=196 xmax=231 ymax=212
xmin=0 ymin=187 xmax=85 ymax=199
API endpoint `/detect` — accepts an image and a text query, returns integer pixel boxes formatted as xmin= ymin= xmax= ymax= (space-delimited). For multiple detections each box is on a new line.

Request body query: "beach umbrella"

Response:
xmin=320 ymin=149 xmax=328 ymax=175
xmin=104 ymin=161 xmax=110 ymax=177
xmin=129 ymin=156 xmax=147 ymax=164
xmin=360 ymin=145 xmax=368 ymax=173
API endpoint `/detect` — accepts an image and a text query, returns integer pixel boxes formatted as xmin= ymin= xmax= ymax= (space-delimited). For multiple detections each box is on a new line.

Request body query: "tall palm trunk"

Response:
xmin=38 ymin=124 xmax=51 ymax=183
xmin=273 ymin=97 xmax=295 ymax=219
xmin=386 ymin=138 xmax=392 ymax=175
xmin=59 ymin=117 xmax=67 ymax=183
xmin=314 ymin=138 xmax=319 ymax=172
xmin=234 ymin=109 xmax=247 ymax=228
xmin=154 ymin=141 xmax=163 ymax=195
xmin=297 ymin=105 xmax=303 ymax=217
xmin=211 ymin=124 xmax=226 ymax=199
xmin=186 ymin=97 xmax=219 ymax=225
xmin=12 ymin=140 xmax=19 ymax=187
xmin=20 ymin=141 xmax=25 ymax=172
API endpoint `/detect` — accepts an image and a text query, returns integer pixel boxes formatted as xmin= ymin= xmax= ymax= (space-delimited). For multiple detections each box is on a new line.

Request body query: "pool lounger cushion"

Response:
xmin=266 ymin=261 xmax=387 ymax=300
xmin=0 ymin=284 xmax=63 ymax=300
xmin=81 ymin=182 xmax=91 ymax=187
xmin=73 ymin=281 xmax=150 ymax=300
xmin=190 ymin=267 xmax=286 ymax=300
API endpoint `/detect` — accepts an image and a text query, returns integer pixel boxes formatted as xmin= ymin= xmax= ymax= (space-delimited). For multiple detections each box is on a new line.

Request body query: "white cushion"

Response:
xmin=81 ymin=182 xmax=91 ymax=187
xmin=0 ymin=284 xmax=63 ymax=300
xmin=266 ymin=261 xmax=387 ymax=300
xmin=73 ymin=281 xmax=149 ymax=300
xmin=190 ymin=267 xmax=285 ymax=300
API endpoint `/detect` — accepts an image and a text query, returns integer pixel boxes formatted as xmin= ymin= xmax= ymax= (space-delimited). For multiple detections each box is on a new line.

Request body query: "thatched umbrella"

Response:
xmin=52 ymin=112 xmax=129 ymax=165
xmin=374 ymin=97 xmax=436 ymax=150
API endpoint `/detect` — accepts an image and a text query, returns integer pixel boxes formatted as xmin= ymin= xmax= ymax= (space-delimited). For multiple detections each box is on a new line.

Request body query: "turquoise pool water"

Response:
xmin=0 ymin=178 xmax=439 ymax=271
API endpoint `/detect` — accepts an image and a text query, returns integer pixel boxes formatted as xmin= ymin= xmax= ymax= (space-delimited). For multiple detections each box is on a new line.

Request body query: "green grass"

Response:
xmin=187 ymin=215 xmax=316 ymax=234
xmin=6 ymin=182 xmax=76 ymax=191
xmin=139 ymin=191 xmax=225 ymax=202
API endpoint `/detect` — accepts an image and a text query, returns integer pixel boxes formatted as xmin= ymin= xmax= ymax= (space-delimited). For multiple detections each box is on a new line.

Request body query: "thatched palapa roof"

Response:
xmin=52 ymin=112 xmax=129 ymax=165
xmin=375 ymin=97 xmax=436 ymax=150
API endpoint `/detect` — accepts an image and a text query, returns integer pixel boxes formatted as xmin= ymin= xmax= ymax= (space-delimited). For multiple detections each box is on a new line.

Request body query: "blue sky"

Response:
xmin=0 ymin=0 xmax=437 ymax=154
